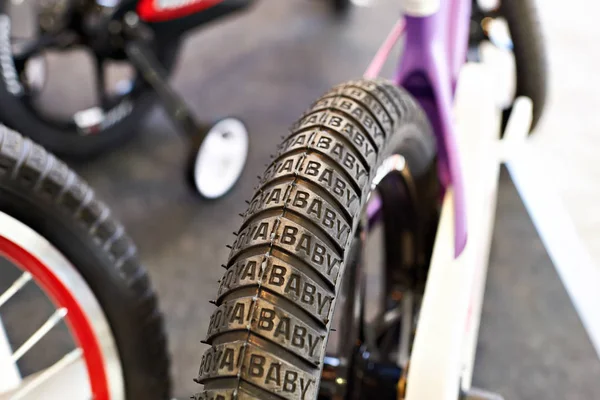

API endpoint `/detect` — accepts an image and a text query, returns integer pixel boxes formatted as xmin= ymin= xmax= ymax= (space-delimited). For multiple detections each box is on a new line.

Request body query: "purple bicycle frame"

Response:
xmin=366 ymin=0 xmax=472 ymax=257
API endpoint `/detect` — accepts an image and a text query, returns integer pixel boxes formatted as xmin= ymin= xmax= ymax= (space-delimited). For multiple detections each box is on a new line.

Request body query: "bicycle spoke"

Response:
xmin=0 ymin=272 xmax=32 ymax=309
xmin=94 ymin=55 xmax=110 ymax=109
xmin=397 ymin=292 xmax=413 ymax=367
xmin=12 ymin=35 xmax=56 ymax=63
xmin=11 ymin=308 xmax=67 ymax=362
xmin=8 ymin=348 xmax=83 ymax=400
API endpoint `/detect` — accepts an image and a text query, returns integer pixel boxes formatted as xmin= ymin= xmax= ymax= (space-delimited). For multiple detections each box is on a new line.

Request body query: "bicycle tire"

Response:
xmin=0 ymin=125 xmax=171 ymax=399
xmin=196 ymin=78 xmax=436 ymax=399
xmin=500 ymin=0 xmax=548 ymax=132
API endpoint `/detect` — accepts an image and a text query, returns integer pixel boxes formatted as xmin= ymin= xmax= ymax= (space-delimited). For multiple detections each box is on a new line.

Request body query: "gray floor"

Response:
xmin=476 ymin=169 xmax=600 ymax=399
xmin=5 ymin=0 xmax=600 ymax=398
xmin=533 ymin=0 xmax=600 ymax=264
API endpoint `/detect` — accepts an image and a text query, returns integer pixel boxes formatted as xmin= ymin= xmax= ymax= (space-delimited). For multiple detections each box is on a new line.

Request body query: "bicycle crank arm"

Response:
xmin=124 ymin=40 xmax=210 ymax=139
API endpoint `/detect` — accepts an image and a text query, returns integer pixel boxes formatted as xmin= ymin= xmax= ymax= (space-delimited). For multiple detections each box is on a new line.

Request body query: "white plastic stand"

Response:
xmin=406 ymin=56 xmax=600 ymax=398
xmin=405 ymin=62 xmax=503 ymax=400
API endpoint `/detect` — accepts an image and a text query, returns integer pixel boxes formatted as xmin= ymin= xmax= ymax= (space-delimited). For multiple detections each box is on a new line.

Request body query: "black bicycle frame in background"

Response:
xmin=112 ymin=0 xmax=256 ymax=40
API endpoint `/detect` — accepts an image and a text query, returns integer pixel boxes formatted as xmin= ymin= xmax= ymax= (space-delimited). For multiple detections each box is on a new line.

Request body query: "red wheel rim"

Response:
xmin=0 ymin=235 xmax=110 ymax=400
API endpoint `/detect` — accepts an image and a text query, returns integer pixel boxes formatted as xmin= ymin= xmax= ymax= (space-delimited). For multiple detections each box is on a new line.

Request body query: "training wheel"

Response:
xmin=188 ymin=117 xmax=249 ymax=199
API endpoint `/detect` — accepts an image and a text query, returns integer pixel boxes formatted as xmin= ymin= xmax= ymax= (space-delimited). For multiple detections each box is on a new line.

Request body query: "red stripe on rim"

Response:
xmin=0 ymin=235 xmax=109 ymax=400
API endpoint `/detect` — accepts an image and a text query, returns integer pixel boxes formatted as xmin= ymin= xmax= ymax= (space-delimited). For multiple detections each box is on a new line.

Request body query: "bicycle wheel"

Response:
xmin=499 ymin=0 xmax=547 ymax=132
xmin=196 ymin=79 xmax=438 ymax=399
xmin=0 ymin=2 xmax=179 ymax=159
xmin=0 ymin=126 xmax=170 ymax=399
xmin=471 ymin=0 xmax=547 ymax=132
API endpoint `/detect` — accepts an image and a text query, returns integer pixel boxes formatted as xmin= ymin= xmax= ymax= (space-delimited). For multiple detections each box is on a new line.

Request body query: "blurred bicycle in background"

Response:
xmin=0 ymin=0 xmax=258 ymax=198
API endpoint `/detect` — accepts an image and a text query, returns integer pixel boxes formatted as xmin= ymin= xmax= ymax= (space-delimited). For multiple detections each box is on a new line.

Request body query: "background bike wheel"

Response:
xmin=195 ymin=79 xmax=437 ymax=399
xmin=0 ymin=1 xmax=180 ymax=159
xmin=0 ymin=126 xmax=170 ymax=399
xmin=499 ymin=0 xmax=548 ymax=132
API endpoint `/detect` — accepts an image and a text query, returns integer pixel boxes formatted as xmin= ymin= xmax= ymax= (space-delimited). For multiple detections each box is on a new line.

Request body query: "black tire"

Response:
xmin=0 ymin=6 xmax=180 ymax=159
xmin=0 ymin=125 xmax=171 ymax=399
xmin=500 ymin=0 xmax=548 ymax=132
xmin=196 ymin=79 xmax=436 ymax=399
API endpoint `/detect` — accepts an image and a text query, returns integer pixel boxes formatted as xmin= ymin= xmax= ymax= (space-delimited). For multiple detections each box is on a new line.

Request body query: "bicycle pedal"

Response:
xmin=461 ymin=387 xmax=505 ymax=400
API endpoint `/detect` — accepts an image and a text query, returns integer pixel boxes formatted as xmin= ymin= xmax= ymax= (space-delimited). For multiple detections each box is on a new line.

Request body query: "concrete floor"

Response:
xmin=3 ymin=0 xmax=600 ymax=398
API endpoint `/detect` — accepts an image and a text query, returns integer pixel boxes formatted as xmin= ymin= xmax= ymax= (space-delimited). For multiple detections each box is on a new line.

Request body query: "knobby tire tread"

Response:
xmin=196 ymin=79 xmax=434 ymax=400
xmin=0 ymin=125 xmax=171 ymax=399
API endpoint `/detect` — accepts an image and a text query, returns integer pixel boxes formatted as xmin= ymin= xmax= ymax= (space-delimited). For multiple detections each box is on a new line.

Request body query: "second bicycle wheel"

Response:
xmin=500 ymin=0 xmax=548 ymax=132
xmin=470 ymin=0 xmax=548 ymax=132
xmin=196 ymin=79 xmax=439 ymax=399
xmin=0 ymin=126 xmax=170 ymax=399
xmin=0 ymin=1 xmax=179 ymax=158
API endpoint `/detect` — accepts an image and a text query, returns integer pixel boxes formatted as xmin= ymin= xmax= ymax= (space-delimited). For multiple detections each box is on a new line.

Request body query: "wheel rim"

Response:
xmin=320 ymin=154 xmax=426 ymax=399
xmin=0 ymin=211 xmax=124 ymax=400
xmin=194 ymin=118 xmax=249 ymax=199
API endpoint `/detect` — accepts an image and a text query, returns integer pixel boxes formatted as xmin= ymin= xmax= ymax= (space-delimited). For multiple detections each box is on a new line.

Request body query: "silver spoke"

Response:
xmin=0 ymin=272 xmax=32 ymax=309
xmin=0 ymin=211 xmax=125 ymax=398
xmin=8 ymin=348 xmax=83 ymax=400
xmin=398 ymin=292 xmax=413 ymax=367
xmin=94 ymin=54 xmax=110 ymax=109
xmin=11 ymin=308 xmax=67 ymax=362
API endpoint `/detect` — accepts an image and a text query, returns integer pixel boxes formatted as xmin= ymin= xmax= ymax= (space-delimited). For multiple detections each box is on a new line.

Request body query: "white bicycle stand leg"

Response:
xmin=405 ymin=62 xmax=504 ymax=400
xmin=0 ymin=317 xmax=21 ymax=394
